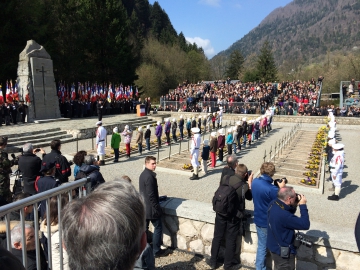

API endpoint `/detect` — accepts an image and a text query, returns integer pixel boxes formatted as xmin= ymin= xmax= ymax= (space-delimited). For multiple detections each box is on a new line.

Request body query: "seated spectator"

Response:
xmin=61 ymin=179 xmax=147 ymax=270
xmin=75 ymin=155 xmax=105 ymax=192
xmin=72 ymin=150 xmax=87 ymax=178
xmin=11 ymin=223 xmax=47 ymax=270
xmin=18 ymin=143 xmax=46 ymax=195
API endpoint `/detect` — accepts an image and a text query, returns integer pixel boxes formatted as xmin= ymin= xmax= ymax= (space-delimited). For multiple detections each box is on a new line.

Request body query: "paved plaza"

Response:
xmin=4 ymin=113 xmax=360 ymax=254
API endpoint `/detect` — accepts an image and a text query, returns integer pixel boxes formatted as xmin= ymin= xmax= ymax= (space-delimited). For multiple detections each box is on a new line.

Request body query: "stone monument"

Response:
xmin=17 ymin=40 xmax=61 ymax=122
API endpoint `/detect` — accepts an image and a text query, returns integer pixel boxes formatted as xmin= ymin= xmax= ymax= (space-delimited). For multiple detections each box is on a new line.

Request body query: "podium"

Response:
xmin=136 ymin=104 xmax=146 ymax=116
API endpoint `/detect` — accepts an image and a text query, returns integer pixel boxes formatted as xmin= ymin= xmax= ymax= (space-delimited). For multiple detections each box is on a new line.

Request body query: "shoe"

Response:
xmin=190 ymin=174 xmax=199 ymax=180
xmin=327 ymin=194 xmax=339 ymax=201
xmin=225 ymin=263 xmax=242 ymax=270
xmin=328 ymin=187 xmax=335 ymax=191
xmin=113 ymin=160 xmax=118 ymax=163
xmin=206 ymin=259 xmax=216 ymax=269
xmin=154 ymin=249 xmax=170 ymax=258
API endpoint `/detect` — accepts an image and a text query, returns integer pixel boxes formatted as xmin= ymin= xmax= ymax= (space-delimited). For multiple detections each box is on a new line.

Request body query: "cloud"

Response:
xmin=199 ymin=0 xmax=221 ymax=7
xmin=185 ymin=37 xmax=216 ymax=58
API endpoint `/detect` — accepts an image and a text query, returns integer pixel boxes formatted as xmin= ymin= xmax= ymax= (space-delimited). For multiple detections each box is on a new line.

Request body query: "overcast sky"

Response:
xmin=148 ymin=0 xmax=293 ymax=59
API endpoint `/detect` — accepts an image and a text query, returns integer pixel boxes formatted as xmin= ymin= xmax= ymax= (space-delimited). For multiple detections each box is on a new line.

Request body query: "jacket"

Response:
xmin=155 ymin=125 xmax=162 ymax=137
xmin=251 ymin=174 xmax=278 ymax=227
xmin=77 ymin=164 xmax=105 ymax=190
xmin=210 ymin=138 xmax=218 ymax=153
xmin=42 ymin=150 xmax=71 ymax=183
xmin=12 ymin=248 xmax=47 ymax=270
xmin=164 ymin=122 xmax=171 ymax=133
xmin=37 ymin=176 xmax=61 ymax=218
xmin=201 ymin=146 xmax=210 ymax=160
xmin=40 ymin=221 xmax=70 ymax=270
xmin=225 ymin=134 xmax=233 ymax=145
xmin=18 ymin=153 xmax=43 ymax=194
xmin=217 ymin=135 xmax=225 ymax=149
xmin=267 ymin=199 xmax=310 ymax=256
xmin=144 ymin=129 xmax=151 ymax=139
xmin=139 ymin=168 xmax=162 ymax=219
xmin=111 ymin=132 xmax=121 ymax=149
xmin=136 ymin=131 xmax=143 ymax=144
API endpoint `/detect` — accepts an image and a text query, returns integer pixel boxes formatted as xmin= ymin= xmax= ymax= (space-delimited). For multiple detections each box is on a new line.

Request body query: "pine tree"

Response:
xmin=225 ymin=50 xmax=244 ymax=79
xmin=255 ymin=40 xmax=278 ymax=82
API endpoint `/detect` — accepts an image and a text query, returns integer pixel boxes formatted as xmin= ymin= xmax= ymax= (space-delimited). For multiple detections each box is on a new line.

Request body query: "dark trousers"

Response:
xmin=157 ymin=136 xmax=161 ymax=147
xmin=146 ymin=218 xmax=163 ymax=256
xmin=179 ymin=127 xmax=184 ymax=139
xmin=219 ymin=148 xmax=224 ymax=162
xmin=113 ymin=148 xmax=119 ymax=161
xmin=271 ymin=252 xmax=295 ymax=270
xmin=172 ymin=130 xmax=177 ymax=142
xmin=165 ymin=132 xmax=170 ymax=144
xmin=210 ymin=214 xmax=240 ymax=269
xmin=227 ymin=144 xmax=232 ymax=155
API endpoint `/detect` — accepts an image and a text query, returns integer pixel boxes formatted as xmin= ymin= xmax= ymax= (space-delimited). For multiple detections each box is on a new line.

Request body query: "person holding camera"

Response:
xmin=267 ymin=187 xmax=310 ymax=269
xmin=18 ymin=143 xmax=46 ymax=195
xmin=209 ymin=163 xmax=253 ymax=270
xmin=251 ymin=162 xmax=286 ymax=270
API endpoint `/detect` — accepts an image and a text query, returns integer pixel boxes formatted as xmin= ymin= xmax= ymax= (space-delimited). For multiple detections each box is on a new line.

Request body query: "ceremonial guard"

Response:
xmin=190 ymin=127 xmax=201 ymax=180
xmin=96 ymin=121 xmax=107 ymax=166
xmin=328 ymin=143 xmax=345 ymax=201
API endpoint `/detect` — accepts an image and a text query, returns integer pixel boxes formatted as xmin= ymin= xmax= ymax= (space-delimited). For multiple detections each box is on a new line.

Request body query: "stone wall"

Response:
xmin=151 ymin=198 xmax=360 ymax=270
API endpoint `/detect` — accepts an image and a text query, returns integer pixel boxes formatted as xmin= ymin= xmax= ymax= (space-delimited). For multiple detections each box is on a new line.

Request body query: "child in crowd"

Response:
xmin=201 ymin=139 xmax=210 ymax=174
xmin=144 ymin=125 xmax=151 ymax=151
xmin=225 ymin=128 xmax=233 ymax=155
xmin=121 ymin=125 xmax=133 ymax=158
xmin=136 ymin=127 xmax=143 ymax=155
xmin=111 ymin=127 xmax=121 ymax=163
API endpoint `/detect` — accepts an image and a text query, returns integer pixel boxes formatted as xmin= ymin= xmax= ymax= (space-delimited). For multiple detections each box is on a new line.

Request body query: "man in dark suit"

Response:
xmin=139 ymin=156 xmax=169 ymax=257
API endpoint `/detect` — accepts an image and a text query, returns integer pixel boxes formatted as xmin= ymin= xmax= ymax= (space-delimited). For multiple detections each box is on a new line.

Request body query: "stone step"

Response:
xmin=7 ymin=130 xmax=68 ymax=144
xmin=9 ymin=133 xmax=73 ymax=151
xmin=4 ymin=127 xmax=61 ymax=139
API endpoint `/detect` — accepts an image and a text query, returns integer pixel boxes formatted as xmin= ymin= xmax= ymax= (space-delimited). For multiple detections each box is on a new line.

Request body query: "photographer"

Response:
xmin=208 ymin=164 xmax=253 ymax=269
xmin=0 ymin=136 xmax=15 ymax=203
xmin=42 ymin=139 xmax=72 ymax=183
xmin=18 ymin=143 xmax=46 ymax=195
xmin=267 ymin=187 xmax=310 ymax=269
xmin=251 ymin=162 xmax=286 ymax=270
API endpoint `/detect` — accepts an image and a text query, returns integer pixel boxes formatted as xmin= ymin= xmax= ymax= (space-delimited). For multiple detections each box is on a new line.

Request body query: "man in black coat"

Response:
xmin=139 ymin=156 xmax=168 ymax=258
xmin=220 ymin=154 xmax=238 ymax=181
xmin=18 ymin=143 xmax=46 ymax=195
xmin=42 ymin=139 xmax=71 ymax=183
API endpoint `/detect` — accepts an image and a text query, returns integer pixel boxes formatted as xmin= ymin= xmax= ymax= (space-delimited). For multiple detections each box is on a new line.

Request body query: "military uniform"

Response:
xmin=0 ymin=138 xmax=14 ymax=202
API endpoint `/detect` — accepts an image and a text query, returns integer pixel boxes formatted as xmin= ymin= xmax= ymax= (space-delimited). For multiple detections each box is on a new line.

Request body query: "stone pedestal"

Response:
xmin=17 ymin=40 xmax=61 ymax=122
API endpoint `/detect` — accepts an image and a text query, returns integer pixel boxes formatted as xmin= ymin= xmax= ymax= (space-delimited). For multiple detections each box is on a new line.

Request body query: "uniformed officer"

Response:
xmin=190 ymin=127 xmax=201 ymax=180
xmin=96 ymin=121 xmax=107 ymax=166
xmin=328 ymin=143 xmax=345 ymax=201
xmin=0 ymin=136 xmax=14 ymax=203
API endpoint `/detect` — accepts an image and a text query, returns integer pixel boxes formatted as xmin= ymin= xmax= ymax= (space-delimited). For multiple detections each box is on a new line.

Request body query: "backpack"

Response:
xmin=212 ymin=175 xmax=244 ymax=218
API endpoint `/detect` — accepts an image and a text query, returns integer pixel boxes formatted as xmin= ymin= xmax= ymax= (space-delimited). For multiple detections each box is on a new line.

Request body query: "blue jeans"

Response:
xmin=179 ymin=127 xmax=184 ymax=139
xmin=255 ymin=225 xmax=267 ymax=270
xmin=232 ymin=143 xmax=237 ymax=154
xmin=243 ymin=134 xmax=247 ymax=146
xmin=146 ymin=218 xmax=163 ymax=255
xmin=146 ymin=138 xmax=150 ymax=150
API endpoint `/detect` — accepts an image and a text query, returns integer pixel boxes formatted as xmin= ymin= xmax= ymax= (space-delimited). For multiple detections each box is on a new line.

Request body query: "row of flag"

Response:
xmin=57 ymin=82 xmax=139 ymax=103
xmin=0 ymin=80 xmax=21 ymax=104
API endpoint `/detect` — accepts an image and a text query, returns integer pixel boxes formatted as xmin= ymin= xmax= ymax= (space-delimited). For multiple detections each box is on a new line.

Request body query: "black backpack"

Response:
xmin=212 ymin=175 xmax=243 ymax=218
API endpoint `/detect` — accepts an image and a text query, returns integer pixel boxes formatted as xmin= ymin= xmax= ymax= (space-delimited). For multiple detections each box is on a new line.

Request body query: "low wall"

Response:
xmin=151 ymin=198 xmax=360 ymax=270
xmin=155 ymin=112 xmax=360 ymax=125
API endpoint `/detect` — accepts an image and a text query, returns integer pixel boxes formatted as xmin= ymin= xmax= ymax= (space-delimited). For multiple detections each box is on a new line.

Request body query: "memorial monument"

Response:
xmin=17 ymin=40 xmax=61 ymax=122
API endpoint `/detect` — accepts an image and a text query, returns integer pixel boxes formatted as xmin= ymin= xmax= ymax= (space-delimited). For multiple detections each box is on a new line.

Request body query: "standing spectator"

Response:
xmin=171 ymin=118 xmax=178 ymax=143
xmin=225 ymin=128 xmax=233 ymax=155
xmin=242 ymin=118 xmax=247 ymax=147
xmin=155 ymin=121 xmax=162 ymax=148
xmin=232 ymin=126 xmax=238 ymax=154
xmin=209 ymin=132 xmax=218 ymax=168
xmin=342 ymin=84 xmax=347 ymax=98
xmin=122 ymin=125 xmax=133 ymax=159
xmin=97 ymin=100 xmax=104 ymax=121
xmin=42 ymin=139 xmax=72 ymax=183
xmin=217 ymin=129 xmax=225 ymax=163
xmin=197 ymin=116 xmax=202 ymax=134
xmin=186 ymin=118 xmax=191 ymax=138
xmin=164 ymin=118 xmax=171 ymax=145
xmin=72 ymin=150 xmax=87 ymax=178
xmin=212 ymin=113 xmax=216 ymax=129
xmin=236 ymin=121 xmax=243 ymax=151
xmin=251 ymin=162 xmax=286 ymax=270
xmin=144 ymin=125 xmax=151 ymax=152
xmin=111 ymin=127 xmax=121 ymax=163
xmin=201 ymin=139 xmax=210 ymax=175
xmin=95 ymin=121 xmax=107 ymax=165
xmin=267 ymin=187 xmax=310 ymax=269
xmin=139 ymin=156 xmax=169 ymax=257
xmin=18 ymin=143 xmax=45 ymax=195
xmin=136 ymin=127 xmax=144 ymax=155
xmin=178 ymin=115 xmax=184 ymax=140
xmin=208 ymin=164 xmax=253 ymax=270
xmin=247 ymin=120 xmax=254 ymax=146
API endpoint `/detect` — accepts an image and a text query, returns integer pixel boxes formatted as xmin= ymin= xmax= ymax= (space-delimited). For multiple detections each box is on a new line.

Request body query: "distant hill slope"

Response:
xmin=211 ymin=0 xmax=360 ymax=67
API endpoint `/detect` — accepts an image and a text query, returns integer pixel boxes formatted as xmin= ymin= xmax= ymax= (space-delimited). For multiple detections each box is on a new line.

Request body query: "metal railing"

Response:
xmin=316 ymin=82 xmax=323 ymax=107
xmin=0 ymin=178 xmax=90 ymax=270
xmin=340 ymin=81 xmax=360 ymax=108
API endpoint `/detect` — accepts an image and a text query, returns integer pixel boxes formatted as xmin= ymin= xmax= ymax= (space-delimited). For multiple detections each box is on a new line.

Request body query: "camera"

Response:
xmin=295 ymin=193 xmax=301 ymax=204
xmin=244 ymin=170 xmax=252 ymax=182
xmin=274 ymin=177 xmax=288 ymax=187
xmin=293 ymin=232 xmax=312 ymax=248
xmin=68 ymin=161 xmax=74 ymax=166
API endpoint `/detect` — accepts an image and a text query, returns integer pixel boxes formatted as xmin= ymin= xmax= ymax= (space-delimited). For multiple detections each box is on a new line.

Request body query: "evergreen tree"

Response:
xmin=225 ymin=50 xmax=244 ymax=79
xmin=255 ymin=40 xmax=278 ymax=82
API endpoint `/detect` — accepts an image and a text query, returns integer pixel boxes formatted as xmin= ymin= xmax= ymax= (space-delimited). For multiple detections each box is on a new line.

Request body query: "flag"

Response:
xmin=6 ymin=81 xmax=13 ymax=102
xmin=0 ymin=85 xmax=3 ymax=104
xmin=13 ymin=81 xmax=19 ymax=101
xmin=135 ymin=87 xmax=139 ymax=97
xmin=71 ymin=84 xmax=76 ymax=100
